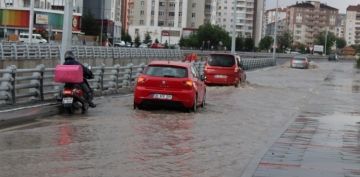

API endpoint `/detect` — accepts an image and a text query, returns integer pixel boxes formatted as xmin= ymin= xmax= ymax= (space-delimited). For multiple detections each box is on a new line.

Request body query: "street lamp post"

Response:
xmin=29 ymin=0 xmax=34 ymax=43
xmin=231 ymin=0 xmax=236 ymax=54
xmin=60 ymin=0 xmax=73 ymax=63
xmin=100 ymin=0 xmax=104 ymax=46
xmin=324 ymin=28 xmax=328 ymax=55
xmin=272 ymin=0 xmax=279 ymax=65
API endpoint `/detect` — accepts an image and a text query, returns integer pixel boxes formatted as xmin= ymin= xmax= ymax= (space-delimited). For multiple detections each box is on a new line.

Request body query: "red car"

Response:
xmin=134 ymin=61 xmax=206 ymax=112
xmin=204 ymin=53 xmax=246 ymax=87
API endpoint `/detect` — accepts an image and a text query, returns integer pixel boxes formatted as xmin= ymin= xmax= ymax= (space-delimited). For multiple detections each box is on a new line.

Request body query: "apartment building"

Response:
xmin=128 ymin=0 xmax=192 ymax=44
xmin=0 ymin=0 xmax=83 ymax=38
xmin=336 ymin=14 xmax=346 ymax=39
xmin=345 ymin=5 xmax=360 ymax=45
xmin=262 ymin=8 xmax=287 ymax=41
xmin=83 ymin=0 xmax=122 ymax=42
xmin=287 ymin=1 xmax=338 ymax=46
xmin=215 ymin=0 xmax=256 ymax=38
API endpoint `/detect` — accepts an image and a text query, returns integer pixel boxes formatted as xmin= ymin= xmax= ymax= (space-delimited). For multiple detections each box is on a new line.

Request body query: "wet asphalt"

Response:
xmin=0 ymin=59 xmax=359 ymax=177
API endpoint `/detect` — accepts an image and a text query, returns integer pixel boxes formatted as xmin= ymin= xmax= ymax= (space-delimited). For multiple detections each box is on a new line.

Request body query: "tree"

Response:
xmin=244 ymin=37 xmax=254 ymax=52
xmin=277 ymin=30 xmax=293 ymax=53
xmin=122 ymin=33 xmax=132 ymax=43
xmin=81 ymin=10 xmax=100 ymax=35
xmin=336 ymin=38 xmax=346 ymax=49
xmin=258 ymin=36 xmax=273 ymax=51
xmin=235 ymin=36 xmax=244 ymax=51
xmin=196 ymin=23 xmax=231 ymax=49
xmin=314 ymin=31 xmax=336 ymax=54
xmin=179 ymin=37 xmax=186 ymax=47
xmin=134 ymin=35 xmax=141 ymax=47
xmin=143 ymin=32 xmax=152 ymax=44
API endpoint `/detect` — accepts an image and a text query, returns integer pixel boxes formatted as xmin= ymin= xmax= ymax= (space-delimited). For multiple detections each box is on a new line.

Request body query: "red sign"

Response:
xmin=161 ymin=31 xmax=169 ymax=36
xmin=72 ymin=16 xmax=81 ymax=32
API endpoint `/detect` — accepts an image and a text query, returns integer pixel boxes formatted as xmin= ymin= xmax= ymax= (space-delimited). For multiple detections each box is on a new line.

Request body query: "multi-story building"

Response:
xmin=265 ymin=19 xmax=286 ymax=37
xmin=287 ymin=1 xmax=338 ymax=46
xmin=128 ymin=0 xmax=193 ymax=44
xmin=336 ymin=14 xmax=346 ymax=39
xmin=215 ymin=0 xmax=256 ymax=38
xmin=83 ymin=0 xmax=122 ymax=43
xmin=264 ymin=8 xmax=287 ymax=25
xmin=0 ymin=0 xmax=83 ymax=39
xmin=345 ymin=5 xmax=360 ymax=45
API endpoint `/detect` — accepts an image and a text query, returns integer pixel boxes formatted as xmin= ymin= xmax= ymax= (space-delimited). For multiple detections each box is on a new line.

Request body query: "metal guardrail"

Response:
xmin=0 ymin=63 xmax=146 ymax=105
xmin=0 ymin=44 xmax=183 ymax=60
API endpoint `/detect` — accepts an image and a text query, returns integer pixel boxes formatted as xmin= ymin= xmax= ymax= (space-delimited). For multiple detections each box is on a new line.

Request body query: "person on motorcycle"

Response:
xmin=63 ymin=50 xmax=96 ymax=108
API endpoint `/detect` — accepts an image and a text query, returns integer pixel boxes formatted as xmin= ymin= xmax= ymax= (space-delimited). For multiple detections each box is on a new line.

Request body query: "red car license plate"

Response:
xmin=153 ymin=94 xmax=172 ymax=100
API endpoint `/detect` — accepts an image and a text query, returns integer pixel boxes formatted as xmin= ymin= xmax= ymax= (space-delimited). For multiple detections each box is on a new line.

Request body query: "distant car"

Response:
xmin=150 ymin=43 xmax=165 ymax=48
xmin=328 ymin=53 xmax=339 ymax=61
xmin=134 ymin=61 xmax=206 ymax=112
xmin=19 ymin=33 xmax=47 ymax=43
xmin=139 ymin=43 xmax=148 ymax=48
xmin=204 ymin=53 xmax=246 ymax=87
xmin=114 ymin=41 xmax=126 ymax=47
xmin=290 ymin=55 xmax=310 ymax=69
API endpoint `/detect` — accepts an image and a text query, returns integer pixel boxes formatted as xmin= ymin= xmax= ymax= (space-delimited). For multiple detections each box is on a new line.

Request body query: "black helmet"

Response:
xmin=64 ymin=50 xmax=75 ymax=60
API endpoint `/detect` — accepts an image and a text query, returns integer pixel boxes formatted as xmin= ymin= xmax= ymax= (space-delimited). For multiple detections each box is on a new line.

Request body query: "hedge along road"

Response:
xmin=0 ymin=59 xmax=357 ymax=177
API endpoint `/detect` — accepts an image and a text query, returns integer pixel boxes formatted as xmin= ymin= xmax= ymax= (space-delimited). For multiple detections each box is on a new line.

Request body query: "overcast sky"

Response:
xmin=266 ymin=0 xmax=359 ymax=13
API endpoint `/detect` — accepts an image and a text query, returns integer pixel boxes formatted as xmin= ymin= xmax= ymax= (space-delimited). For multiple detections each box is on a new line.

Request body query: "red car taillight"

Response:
xmin=183 ymin=80 xmax=193 ymax=89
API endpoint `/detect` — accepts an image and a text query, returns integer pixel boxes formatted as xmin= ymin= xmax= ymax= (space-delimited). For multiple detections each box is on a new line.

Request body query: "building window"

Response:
xmin=179 ymin=12 xmax=182 ymax=16
xmin=140 ymin=20 xmax=144 ymax=25
xmin=192 ymin=13 xmax=196 ymax=18
xmin=169 ymin=12 xmax=175 ymax=16
xmin=141 ymin=1 xmax=144 ymax=6
xmin=140 ymin=10 xmax=144 ymax=15
xmin=192 ymin=3 xmax=196 ymax=8
xmin=170 ymin=2 xmax=175 ymax=7
xmin=159 ymin=2 xmax=165 ymax=6
xmin=158 ymin=21 xmax=164 ymax=26
xmin=159 ymin=11 xmax=164 ymax=16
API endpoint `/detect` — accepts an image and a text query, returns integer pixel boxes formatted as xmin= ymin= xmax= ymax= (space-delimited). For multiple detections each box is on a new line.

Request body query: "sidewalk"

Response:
xmin=251 ymin=111 xmax=360 ymax=177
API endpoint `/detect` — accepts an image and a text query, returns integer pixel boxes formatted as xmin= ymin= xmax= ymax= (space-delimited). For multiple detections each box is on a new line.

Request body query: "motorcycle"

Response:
xmin=61 ymin=84 xmax=89 ymax=114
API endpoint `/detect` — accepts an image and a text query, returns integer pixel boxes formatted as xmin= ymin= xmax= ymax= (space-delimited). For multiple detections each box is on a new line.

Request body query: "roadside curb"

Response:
xmin=0 ymin=103 xmax=61 ymax=127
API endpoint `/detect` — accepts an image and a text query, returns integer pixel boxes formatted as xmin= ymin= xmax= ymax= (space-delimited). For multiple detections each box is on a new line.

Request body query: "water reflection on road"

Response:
xmin=0 ymin=60 xmax=359 ymax=177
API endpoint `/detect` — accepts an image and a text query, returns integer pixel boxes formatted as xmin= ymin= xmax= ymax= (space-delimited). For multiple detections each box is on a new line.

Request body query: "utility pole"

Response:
xmin=60 ymin=0 xmax=73 ymax=63
xmin=100 ymin=0 xmax=104 ymax=46
xmin=324 ymin=28 xmax=328 ymax=55
xmin=231 ymin=0 xmax=236 ymax=54
xmin=272 ymin=0 xmax=279 ymax=64
xmin=29 ymin=0 xmax=34 ymax=43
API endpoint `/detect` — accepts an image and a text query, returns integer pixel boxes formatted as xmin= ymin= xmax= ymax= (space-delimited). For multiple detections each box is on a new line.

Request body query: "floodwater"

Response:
xmin=0 ymin=60 xmax=359 ymax=177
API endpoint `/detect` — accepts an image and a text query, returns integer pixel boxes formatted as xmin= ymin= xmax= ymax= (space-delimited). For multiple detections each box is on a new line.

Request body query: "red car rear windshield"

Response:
xmin=144 ymin=65 xmax=188 ymax=78
xmin=208 ymin=55 xmax=235 ymax=67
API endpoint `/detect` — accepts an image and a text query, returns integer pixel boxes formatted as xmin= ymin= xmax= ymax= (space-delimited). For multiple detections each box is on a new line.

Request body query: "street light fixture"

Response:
xmin=28 ymin=0 xmax=34 ymax=43
xmin=272 ymin=0 xmax=279 ymax=65
xmin=231 ymin=0 xmax=236 ymax=54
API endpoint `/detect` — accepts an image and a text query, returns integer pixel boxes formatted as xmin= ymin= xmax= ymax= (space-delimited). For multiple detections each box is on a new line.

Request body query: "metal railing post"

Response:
xmin=38 ymin=64 xmax=45 ymax=101
xmin=114 ymin=64 xmax=120 ymax=90
xmin=100 ymin=64 xmax=105 ymax=91
xmin=9 ymin=65 xmax=16 ymax=104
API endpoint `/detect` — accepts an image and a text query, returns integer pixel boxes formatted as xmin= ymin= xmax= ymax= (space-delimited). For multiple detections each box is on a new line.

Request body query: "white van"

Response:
xmin=19 ymin=33 xmax=47 ymax=43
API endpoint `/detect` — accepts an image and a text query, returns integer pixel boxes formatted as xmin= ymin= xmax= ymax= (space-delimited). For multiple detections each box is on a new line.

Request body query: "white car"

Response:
xmin=139 ymin=43 xmax=148 ymax=48
xmin=19 ymin=33 xmax=47 ymax=43
xmin=114 ymin=41 xmax=126 ymax=47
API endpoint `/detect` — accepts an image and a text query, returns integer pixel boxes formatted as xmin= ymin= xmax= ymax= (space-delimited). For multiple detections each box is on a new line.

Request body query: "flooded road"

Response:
xmin=0 ymin=60 xmax=359 ymax=177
